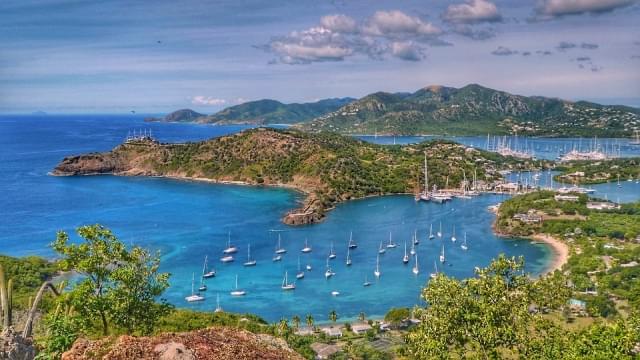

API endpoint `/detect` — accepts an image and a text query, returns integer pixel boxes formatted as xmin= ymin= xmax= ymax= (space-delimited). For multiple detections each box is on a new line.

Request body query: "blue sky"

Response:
xmin=1 ymin=0 xmax=639 ymax=114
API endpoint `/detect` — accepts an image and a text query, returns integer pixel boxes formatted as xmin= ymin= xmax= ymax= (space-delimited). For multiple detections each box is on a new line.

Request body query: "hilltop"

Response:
xmin=299 ymin=84 xmax=640 ymax=137
xmin=146 ymin=98 xmax=354 ymax=125
xmin=52 ymin=128 xmax=534 ymax=225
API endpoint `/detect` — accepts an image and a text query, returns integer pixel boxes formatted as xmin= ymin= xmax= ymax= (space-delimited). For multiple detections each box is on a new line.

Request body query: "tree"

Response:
xmin=292 ymin=315 xmax=301 ymax=330
xmin=358 ymin=311 xmax=366 ymax=323
xmin=384 ymin=307 xmax=410 ymax=328
xmin=329 ymin=309 xmax=338 ymax=324
xmin=406 ymin=255 xmax=572 ymax=359
xmin=51 ymin=224 xmax=171 ymax=335
xmin=277 ymin=318 xmax=290 ymax=337
xmin=305 ymin=313 xmax=314 ymax=330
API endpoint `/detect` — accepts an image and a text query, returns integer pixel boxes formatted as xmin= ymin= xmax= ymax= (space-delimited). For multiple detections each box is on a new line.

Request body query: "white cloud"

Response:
xmin=264 ymin=10 xmax=442 ymax=64
xmin=390 ymin=41 xmax=426 ymax=61
xmin=191 ymin=96 xmax=226 ymax=106
xmin=361 ymin=10 xmax=441 ymax=37
xmin=320 ymin=14 xmax=358 ymax=33
xmin=442 ymin=0 xmax=502 ymax=24
xmin=536 ymin=0 xmax=636 ymax=18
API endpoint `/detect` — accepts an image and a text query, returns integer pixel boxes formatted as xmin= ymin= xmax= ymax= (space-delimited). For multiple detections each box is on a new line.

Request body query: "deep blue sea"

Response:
xmin=1 ymin=115 xmax=637 ymax=322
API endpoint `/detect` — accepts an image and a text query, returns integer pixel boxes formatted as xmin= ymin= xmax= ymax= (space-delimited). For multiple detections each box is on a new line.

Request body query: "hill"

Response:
xmin=51 ymin=128 xmax=536 ymax=225
xmin=299 ymin=84 xmax=640 ymax=137
xmin=145 ymin=109 xmax=206 ymax=123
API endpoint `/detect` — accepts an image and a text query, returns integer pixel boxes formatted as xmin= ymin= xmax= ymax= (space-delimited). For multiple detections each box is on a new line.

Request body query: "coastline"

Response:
xmin=530 ymin=233 xmax=569 ymax=275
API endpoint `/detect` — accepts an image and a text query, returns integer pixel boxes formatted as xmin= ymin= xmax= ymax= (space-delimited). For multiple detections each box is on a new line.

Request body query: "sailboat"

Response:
xmin=220 ymin=254 xmax=234 ymax=263
xmin=275 ymin=233 xmax=287 ymax=254
xmin=198 ymin=269 xmax=207 ymax=292
xmin=223 ymin=231 xmax=238 ymax=254
xmin=451 ymin=225 xmax=457 ymax=242
xmin=437 ymin=222 xmax=442 ymax=238
xmin=419 ymin=152 xmax=431 ymax=201
xmin=281 ymin=271 xmax=296 ymax=290
xmin=214 ymin=294 xmax=223 ymax=313
xmin=378 ymin=240 xmax=386 ymax=254
xmin=428 ymin=224 xmax=435 ymax=240
xmin=410 ymin=241 xmax=416 ymax=256
xmin=439 ymin=244 xmax=446 ymax=263
xmin=374 ymin=254 xmax=381 ymax=278
xmin=328 ymin=241 xmax=337 ymax=259
xmin=363 ymin=274 xmax=371 ymax=287
xmin=348 ymin=231 xmax=358 ymax=249
xmin=296 ymin=257 xmax=305 ymax=279
xmin=243 ymin=244 xmax=257 ymax=266
xmin=306 ymin=263 xmax=312 ymax=271
xmin=202 ymin=256 xmax=216 ymax=278
xmin=185 ymin=273 xmax=205 ymax=302
xmin=301 ymin=238 xmax=312 ymax=253
xmin=230 ymin=275 xmax=246 ymax=296
xmin=272 ymin=254 xmax=282 ymax=262
xmin=430 ymin=261 xmax=438 ymax=279
xmin=403 ymin=241 xmax=410 ymax=264
xmin=386 ymin=232 xmax=397 ymax=248
xmin=325 ymin=258 xmax=335 ymax=278
xmin=412 ymin=252 xmax=419 ymax=275
xmin=346 ymin=247 xmax=352 ymax=266
xmin=461 ymin=232 xmax=468 ymax=251
xmin=413 ymin=229 xmax=419 ymax=245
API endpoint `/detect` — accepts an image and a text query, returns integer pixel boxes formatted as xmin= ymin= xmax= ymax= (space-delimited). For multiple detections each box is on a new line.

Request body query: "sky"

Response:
xmin=1 ymin=0 xmax=639 ymax=114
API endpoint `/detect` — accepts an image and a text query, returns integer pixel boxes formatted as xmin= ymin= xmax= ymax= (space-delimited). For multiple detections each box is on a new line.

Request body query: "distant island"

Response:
xmin=52 ymin=128 xmax=535 ymax=225
xmin=145 ymin=98 xmax=354 ymax=125
xmin=147 ymin=84 xmax=640 ymax=137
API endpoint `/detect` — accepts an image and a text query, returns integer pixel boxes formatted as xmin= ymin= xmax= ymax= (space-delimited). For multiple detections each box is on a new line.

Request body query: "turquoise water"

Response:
xmin=4 ymin=114 xmax=631 ymax=322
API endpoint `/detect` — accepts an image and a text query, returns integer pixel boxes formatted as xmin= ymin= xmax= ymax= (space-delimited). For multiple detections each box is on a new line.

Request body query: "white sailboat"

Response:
xmin=185 ymin=273 xmax=205 ymax=302
xmin=275 ymin=234 xmax=287 ymax=254
xmin=346 ymin=247 xmax=352 ymax=266
xmin=410 ymin=241 xmax=416 ymax=256
xmin=412 ymin=252 xmax=419 ymax=275
xmin=243 ymin=244 xmax=257 ymax=266
xmin=439 ymin=244 xmax=446 ymax=263
xmin=437 ymin=222 xmax=442 ymax=238
xmin=386 ymin=232 xmax=397 ymax=248
xmin=378 ymin=240 xmax=386 ymax=254
xmin=348 ymin=231 xmax=357 ymax=249
xmin=324 ymin=258 xmax=335 ymax=278
xmin=223 ymin=231 xmax=238 ymax=254
xmin=413 ymin=229 xmax=419 ymax=245
xmin=451 ymin=225 xmax=457 ymax=242
xmin=202 ymin=255 xmax=216 ymax=278
xmin=374 ymin=254 xmax=381 ymax=278
xmin=296 ymin=257 xmax=305 ymax=279
xmin=461 ymin=232 xmax=468 ymax=251
xmin=430 ymin=261 xmax=438 ymax=279
xmin=328 ymin=241 xmax=336 ymax=259
xmin=272 ymin=254 xmax=282 ymax=262
xmin=198 ymin=268 xmax=207 ymax=292
xmin=214 ymin=293 xmax=223 ymax=313
xmin=306 ymin=263 xmax=312 ymax=271
xmin=301 ymin=238 xmax=312 ymax=253
xmin=363 ymin=274 xmax=371 ymax=287
xmin=230 ymin=275 xmax=246 ymax=296
xmin=419 ymin=153 xmax=431 ymax=201
xmin=428 ymin=224 xmax=435 ymax=240
xmin=281 ymin=271 xmax=296 ymax=290
xmin=220 ymin=254 xmax=234 ymax=263
xmin=403 ymin=240 xmax=410 ymax=264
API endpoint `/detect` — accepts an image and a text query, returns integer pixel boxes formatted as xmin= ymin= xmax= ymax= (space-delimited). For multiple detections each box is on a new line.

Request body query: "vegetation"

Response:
xmin=0 ymin=255 xmax=57 ymax=310
xmin=300 ymin=84 xmax=640 ymax=136
xmin=556 ymin=157 xmax=640 ymax=184
xmin=406 ymin=255 xmax=640 ymax=359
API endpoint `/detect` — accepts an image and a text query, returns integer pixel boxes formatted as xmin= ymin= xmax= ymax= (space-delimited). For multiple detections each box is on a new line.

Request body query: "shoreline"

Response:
xmin=530 ymin=233 xmax=569 ymax=275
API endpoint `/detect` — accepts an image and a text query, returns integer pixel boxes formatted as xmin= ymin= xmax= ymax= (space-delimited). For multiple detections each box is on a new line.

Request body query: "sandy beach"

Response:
xmin=531 ymin=233 xmax=569 ymax=275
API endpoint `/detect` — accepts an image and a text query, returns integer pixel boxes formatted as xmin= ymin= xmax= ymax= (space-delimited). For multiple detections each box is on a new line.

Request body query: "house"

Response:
xmin=569 ymin=299 xmax=587 ymax=316
xmin=620 ymin=261 xmax=639 ymax=268
xmin=351 ymin=323 xmax=372 ymax=335
xmin=320 ymin=326 xmax=343 ymax=337
xmin=513 ymin=212 xmax=542 ymax=223
xmin=587 ymin=201 xmax=620 ymax=210
xmin=310 ymin=343 xmax=340 ymax=359
xmin=554 ymin=194 xmax=580 ymax=202
xmin=295 ymin=327 xmax=314 ymax=336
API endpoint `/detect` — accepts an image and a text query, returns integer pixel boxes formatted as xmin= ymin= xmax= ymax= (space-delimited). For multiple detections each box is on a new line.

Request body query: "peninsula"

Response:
xmin=52 ymin=128 xmax=534 ymax=225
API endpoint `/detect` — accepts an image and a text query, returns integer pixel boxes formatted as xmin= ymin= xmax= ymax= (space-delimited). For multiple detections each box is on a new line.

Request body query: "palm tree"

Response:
xmin=277 ymin=318 xmax=290 ymax=336
xmin=292 ymin=315 xmax=301 ymax=330
xmin=305 ymin=313 xmax=314 ymax=330
xmin=329 ymin=309 xmax=338 ymax=324
xmin=358 ymin=311 xmax=366 ymax=323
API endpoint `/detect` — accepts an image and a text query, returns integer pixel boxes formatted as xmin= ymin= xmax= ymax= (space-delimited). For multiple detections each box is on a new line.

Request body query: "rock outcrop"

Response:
xmin=61 ymin=327 xmax=303 ymax=360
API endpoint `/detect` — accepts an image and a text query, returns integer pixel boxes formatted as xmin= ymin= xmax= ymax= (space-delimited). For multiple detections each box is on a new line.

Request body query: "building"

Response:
xmin=554 ymin=194 xmax=580 ymax=202
xmin=320 ymin=326 xmax=342 ymax=338
xmin=351 ymin=323 xmax=372 ymax=335
xmin=587 ymin=201 xmax=621 ymax=210
xmin=513 ymin=211 xmax=543 ymax=224
xmin=310 ymin=343 xmax=340 ymax=359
